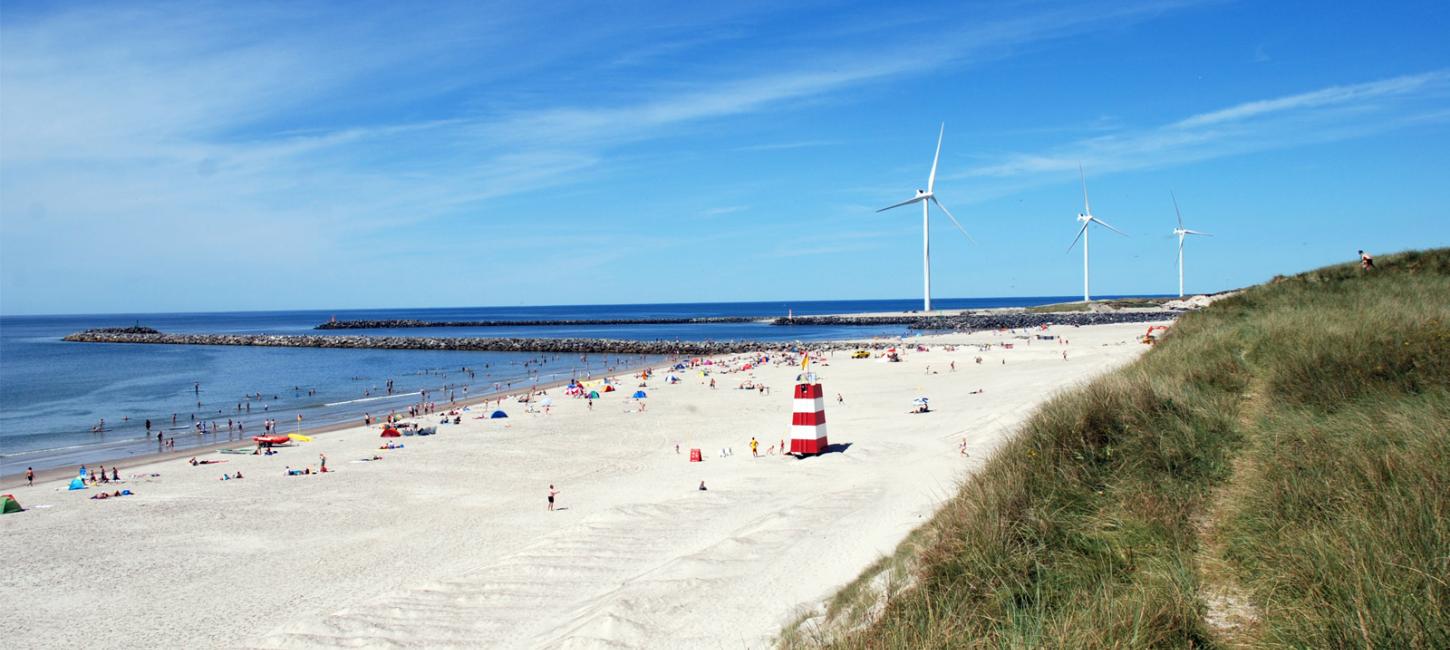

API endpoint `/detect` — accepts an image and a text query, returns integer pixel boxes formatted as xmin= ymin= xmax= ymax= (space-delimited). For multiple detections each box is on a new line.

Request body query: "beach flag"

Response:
xmin=801 ymin=352 xmax=810 ymax=371
xmin=789 ymin=382 xmax=829 ymax=455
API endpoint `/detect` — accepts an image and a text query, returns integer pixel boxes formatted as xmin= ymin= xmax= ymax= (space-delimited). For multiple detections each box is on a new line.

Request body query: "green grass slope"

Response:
xmin=793 ymin=249 xmax=1449 ymax=649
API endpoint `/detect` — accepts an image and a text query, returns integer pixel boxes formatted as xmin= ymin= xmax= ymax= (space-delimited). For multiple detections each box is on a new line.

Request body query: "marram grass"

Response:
xmin=787 ymin=248 xmax=1450 ymax=649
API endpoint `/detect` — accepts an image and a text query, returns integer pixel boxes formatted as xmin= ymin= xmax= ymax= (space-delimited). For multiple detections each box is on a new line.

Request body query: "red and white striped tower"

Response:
xmin=790 ymin=381 xmax=829 ymax=455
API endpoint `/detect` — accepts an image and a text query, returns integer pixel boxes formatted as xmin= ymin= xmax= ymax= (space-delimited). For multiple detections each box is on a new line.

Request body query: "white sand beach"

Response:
xmin=0 ymin=320 xmax=1167 ymax=649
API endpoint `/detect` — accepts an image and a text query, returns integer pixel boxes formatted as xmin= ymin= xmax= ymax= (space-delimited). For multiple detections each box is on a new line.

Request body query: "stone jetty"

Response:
xmin=316 ymin=317 xmax=763 ymax=329
xmin=63 ymin=330 xmax=814 ymax=355
xmin=774 ymin=310 xmax=1180 ymax=331
xmin=319 ymin=310 xmax=1179 ymax=332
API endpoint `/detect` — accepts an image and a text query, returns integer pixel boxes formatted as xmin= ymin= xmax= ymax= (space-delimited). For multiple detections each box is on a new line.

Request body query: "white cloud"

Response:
xmin=957 ymin=71 xmax=1450 ymax=191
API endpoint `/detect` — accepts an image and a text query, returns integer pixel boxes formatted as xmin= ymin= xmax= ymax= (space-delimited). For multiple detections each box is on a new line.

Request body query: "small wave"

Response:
xmin=324 ymin=391 xmax=422 ymax=407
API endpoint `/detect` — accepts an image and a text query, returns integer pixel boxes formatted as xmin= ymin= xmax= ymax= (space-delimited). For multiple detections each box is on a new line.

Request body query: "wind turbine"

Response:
xmin=1170 ymin=191 xmax=1212 ymax=298
xmin=877 ymin=124 xmax=974 ymax=312
xmin=1066 ymin=166 xmax=1127 ymax=302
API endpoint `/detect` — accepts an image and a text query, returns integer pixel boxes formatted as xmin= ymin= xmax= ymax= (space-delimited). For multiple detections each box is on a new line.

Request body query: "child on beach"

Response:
xmin=548 ymin=485 xmax=559 ymax=511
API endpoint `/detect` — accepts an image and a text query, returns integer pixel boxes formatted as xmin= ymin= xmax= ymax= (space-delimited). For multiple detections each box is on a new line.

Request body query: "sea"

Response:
xmin=0 ymin=296 xmax=1143 ymax=475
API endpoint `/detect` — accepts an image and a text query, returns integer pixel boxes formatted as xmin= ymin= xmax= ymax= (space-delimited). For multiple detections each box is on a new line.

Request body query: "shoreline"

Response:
xmin=0 ymin=357 xmax=665 ymax=489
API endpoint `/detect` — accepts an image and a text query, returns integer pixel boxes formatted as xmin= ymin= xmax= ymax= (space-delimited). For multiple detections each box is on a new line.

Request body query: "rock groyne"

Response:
xmin=316 ymin=317 xmax=762 ymax=329
xmin=64 ymin=331 xmax=800 ymax=355
xmin=774 ymin=310 xmax=1179 ymax=331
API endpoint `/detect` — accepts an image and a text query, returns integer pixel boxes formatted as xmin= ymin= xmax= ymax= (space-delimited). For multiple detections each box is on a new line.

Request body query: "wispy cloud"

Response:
xmin=732 ymin=140 xmax=838 ymax=152
xmin=958 ymin=71 xmax=1450 ymax=188
xmin=701 ymin=205 xmax=749 ymax=217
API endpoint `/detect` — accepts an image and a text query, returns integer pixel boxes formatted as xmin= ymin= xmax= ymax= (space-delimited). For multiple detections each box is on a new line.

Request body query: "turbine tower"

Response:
xmin=877 ymin=124 xmax=974 ymax=312
xmin=1066 ymin=166 xmax=1127 ymax=302
xmin=1170 ymin=191 xmax=1212 ymax=298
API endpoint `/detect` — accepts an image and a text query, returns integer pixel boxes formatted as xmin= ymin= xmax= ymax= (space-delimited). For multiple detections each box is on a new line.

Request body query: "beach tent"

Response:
xmin=68 ymin=478 xmax=87 ymax=490
xmin=380 ymin=428 xmax=402 ymax=438
xmin=490 ymin=410 xmax=509 ymax=419
xmin=632 ymin=390 xmax=648 ymax=399
xmin=1 ymin=494 xmax=21 ymax=514
xmin=587 ymin=390 xmax=601 ymax=399
xmin=602 ymin=385 xmax=615 ymax=393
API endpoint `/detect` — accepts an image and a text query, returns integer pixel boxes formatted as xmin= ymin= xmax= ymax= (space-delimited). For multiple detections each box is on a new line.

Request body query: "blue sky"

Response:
xmin=2 ymin=0 xmax=1447 ymax=315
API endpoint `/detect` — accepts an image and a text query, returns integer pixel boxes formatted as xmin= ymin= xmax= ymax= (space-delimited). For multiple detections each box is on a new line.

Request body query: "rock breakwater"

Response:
xmin=64 ymin=330 xmax=803 ymax=355
xmin=773 ymin=310 xmax=1178 ymax=330
xmin=316 ymin=317 xmax=762 ymax=329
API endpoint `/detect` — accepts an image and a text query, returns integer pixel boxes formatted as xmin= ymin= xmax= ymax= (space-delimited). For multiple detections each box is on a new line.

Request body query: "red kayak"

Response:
xmin=252 ymin=435 xmax=291 ymax=445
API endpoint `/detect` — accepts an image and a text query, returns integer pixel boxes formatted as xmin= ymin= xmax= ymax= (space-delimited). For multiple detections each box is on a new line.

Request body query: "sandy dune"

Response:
xmin=1 ymin=321 xmax=1165 ymax=648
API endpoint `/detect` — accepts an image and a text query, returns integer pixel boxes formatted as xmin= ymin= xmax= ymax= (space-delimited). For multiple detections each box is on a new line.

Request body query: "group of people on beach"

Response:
xmin=76 ymin=464 xmax=120 ymax=484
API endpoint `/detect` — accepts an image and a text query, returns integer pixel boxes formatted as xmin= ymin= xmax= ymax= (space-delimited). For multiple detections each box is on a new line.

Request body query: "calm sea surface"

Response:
xmin=0 ymin=297 xmax=1142 ymax=474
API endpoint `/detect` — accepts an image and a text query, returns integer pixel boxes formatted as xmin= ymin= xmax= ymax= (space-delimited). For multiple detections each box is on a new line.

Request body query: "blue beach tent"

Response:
xmin=490 ymin=410 xmax=508 ymax=419
xmin=68 ymin=478 xmax=87 ymax=490
xmin=632 ymin=390 xmax=647 ymax=399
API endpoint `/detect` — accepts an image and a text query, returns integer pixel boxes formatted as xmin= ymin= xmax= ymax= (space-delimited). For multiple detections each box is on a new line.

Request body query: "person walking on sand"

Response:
xmin=750 ymin=437 xmax=759 ymax=457
xmin=547 ymin=485 xmax=559 ymax=511
xmin=26 ymin=467 xmax=34 ymax=486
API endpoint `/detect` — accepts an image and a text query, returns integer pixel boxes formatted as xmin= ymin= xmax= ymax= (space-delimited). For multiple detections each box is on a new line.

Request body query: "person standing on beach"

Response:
xmin=750 ymin=437 xmax=759 ymax=457
xmin=26 ymin=467 xmax=34 ymax=486
xmin=548 ymin=485 xmax=558 ymax=511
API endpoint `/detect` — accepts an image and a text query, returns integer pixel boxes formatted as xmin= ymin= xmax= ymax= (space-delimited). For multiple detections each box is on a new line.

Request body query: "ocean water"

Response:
xmin=0 ymin=296 xmax=1137 ymax=474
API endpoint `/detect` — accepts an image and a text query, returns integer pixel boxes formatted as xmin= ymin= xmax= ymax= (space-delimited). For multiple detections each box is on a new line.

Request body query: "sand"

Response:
xmin=0 ymin=320 xmax=1166 ymax=649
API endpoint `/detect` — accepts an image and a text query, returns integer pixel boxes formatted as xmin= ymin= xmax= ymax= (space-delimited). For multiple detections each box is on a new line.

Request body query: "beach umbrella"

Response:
xmin=632 ymin=390 xmax=647 ymax=399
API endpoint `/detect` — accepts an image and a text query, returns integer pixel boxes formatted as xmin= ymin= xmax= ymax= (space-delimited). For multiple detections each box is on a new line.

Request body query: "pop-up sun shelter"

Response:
xmin=587 ymin=390 xmax=601 ymax=399
xmin=490 ymin=410 xmax=509 ymax=419
xmin=632 ymin=390 xmax=647 ymax=399
xmin=380 ymin=428 xmax=401 ymax=438
xmin=602 ymin=385 xmax=615 ymax=392
xmin=68 ymin=477 xmax=87 ymax=490
xmin=1 ymin=494 xmax=22 ymax=514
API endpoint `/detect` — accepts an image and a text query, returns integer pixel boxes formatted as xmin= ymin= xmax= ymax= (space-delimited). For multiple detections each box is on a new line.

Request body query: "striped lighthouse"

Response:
xmin=790 ymin=381 xmax=829 ymax=455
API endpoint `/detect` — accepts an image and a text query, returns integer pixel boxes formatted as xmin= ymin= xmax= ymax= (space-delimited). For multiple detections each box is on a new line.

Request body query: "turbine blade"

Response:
xmin=928 ymin=123 xmax=944 ymax=194
xmin=876 ymin=196 xmax=923 ymax=212
xmin=1171 ymin=190 xmax=1183 ymax=229
xmin=1092 ymin=217 xmax=1128 ymax=236
xmin=1079 ymin=164 xmax=1091 ymax=215
xmin=1185 ymin=229 xmax=1212 ymax=236
xmin=1067 ymin=220 xmax=1090 ymax=252
xmin=930 ymin=196 xmax=975 ymax=244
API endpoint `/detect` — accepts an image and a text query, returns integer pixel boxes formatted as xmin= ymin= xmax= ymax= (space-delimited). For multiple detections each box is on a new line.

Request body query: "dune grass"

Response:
xmin=790 ymin=249 xmax=1450 ymax=648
